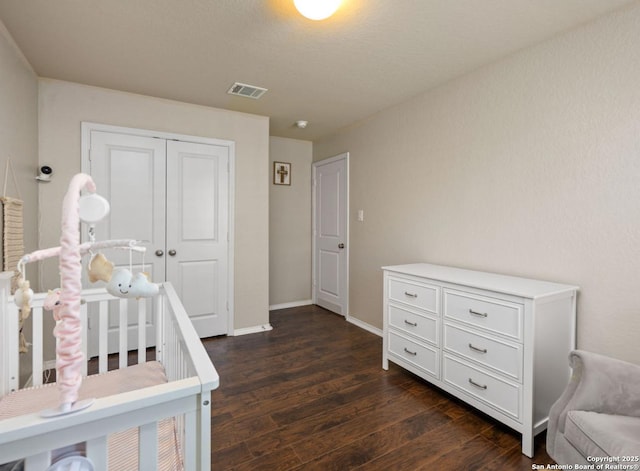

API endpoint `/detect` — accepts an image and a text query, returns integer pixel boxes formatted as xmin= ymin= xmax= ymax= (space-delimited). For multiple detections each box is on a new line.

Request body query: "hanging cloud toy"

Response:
xmin=107 ymin=267 xmax=159 ymax=299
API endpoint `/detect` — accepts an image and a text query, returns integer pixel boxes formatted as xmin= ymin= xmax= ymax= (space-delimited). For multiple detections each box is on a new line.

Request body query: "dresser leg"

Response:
xmin=382 ymin=356 xmax=389 ymax=370
xmin=521 ymin=431 xmax=534 ymax=458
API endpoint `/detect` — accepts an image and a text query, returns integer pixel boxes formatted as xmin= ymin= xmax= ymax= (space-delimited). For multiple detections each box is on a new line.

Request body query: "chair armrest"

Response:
xmin=550 ymin=350 xmax=640 ymax=435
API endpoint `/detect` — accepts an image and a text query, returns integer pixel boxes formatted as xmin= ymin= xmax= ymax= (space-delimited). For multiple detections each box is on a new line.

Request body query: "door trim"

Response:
xmin=312 ymin=152 xmax=349 ymax=316
xmin=80 ymin=122 xmax=236 ymax=335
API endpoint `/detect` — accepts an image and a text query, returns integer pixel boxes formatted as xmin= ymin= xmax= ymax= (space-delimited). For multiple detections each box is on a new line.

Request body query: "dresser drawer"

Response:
xmin=443 ymin=354 xmax=521 ymax=420
xmin=444 ymin=290 xmax=522 ymax=341
xmin=443 ymin=323 xmax=522 ymax=381
xmin=388 ymin=332 xmax=439 ymax=378
xmin=388 ymin=278 xmax=438 ymax=313
xmin=389 ymin=304 xmax=438 ymax=345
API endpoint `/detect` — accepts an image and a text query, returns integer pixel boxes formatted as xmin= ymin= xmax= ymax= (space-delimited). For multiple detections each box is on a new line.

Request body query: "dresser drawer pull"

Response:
xmin=404 ymin=291 xmax=418 ymax=298
xmin=469 ymin=309 xmax=488 ymax=318
xmin=468 ymin=378 xmax=488 ymax=390
xmin=404 ymin=320 xmax=418 ymax=327
xmin=468 ymin=343 xmax=488 ymax=354
xmin=403 ymin=347 xmax=417 ymax=356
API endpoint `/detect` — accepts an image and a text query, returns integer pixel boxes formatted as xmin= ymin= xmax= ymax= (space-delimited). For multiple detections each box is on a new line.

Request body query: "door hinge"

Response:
xmin=226 ymin=301 xmax=229 ymax=311
xmin=88 ymin=148 xmax=92 ymax=161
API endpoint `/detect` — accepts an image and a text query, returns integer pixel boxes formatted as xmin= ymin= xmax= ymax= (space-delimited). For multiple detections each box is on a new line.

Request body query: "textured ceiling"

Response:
xmin=0 ymin=0 xmax=636 ymax=140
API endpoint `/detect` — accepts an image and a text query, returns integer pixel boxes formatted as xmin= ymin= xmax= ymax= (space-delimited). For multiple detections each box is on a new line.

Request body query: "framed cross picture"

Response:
xmin=273 ymin=161 xmax=291 ymax=185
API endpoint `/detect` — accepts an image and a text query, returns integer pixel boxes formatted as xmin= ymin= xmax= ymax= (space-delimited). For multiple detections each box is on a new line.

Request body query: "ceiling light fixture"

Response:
xmin=295 ymin=120 xmax=308 ymax=129
xmin=293 ymin=0 xmax=342 ymax=20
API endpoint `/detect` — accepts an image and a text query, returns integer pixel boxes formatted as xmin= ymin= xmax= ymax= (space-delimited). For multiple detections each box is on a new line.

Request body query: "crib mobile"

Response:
xmin=13 ymin=174 xmax=159 ymax=425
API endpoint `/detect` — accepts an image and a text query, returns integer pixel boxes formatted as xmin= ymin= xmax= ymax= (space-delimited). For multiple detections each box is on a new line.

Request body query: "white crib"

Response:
xmin=0 ymin=272 xmax=219 ymax=470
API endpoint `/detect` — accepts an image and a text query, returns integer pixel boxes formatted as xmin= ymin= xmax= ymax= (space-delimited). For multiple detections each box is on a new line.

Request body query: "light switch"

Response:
xmin=357 ymin=209 xmax=364 ymax=222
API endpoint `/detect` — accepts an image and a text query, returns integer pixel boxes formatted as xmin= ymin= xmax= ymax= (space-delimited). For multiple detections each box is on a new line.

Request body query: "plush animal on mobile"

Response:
xmin=87 ymin=253 xmax=114 ymax=283
xmin=14 ymin=278 xmax=34 ymax=353
xmin=43 ymin=288 xmax=63 ymax=321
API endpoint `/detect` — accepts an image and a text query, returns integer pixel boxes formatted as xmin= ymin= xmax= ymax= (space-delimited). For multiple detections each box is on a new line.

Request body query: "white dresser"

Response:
xmin=382 ymin=263 xmax=578 ymax=457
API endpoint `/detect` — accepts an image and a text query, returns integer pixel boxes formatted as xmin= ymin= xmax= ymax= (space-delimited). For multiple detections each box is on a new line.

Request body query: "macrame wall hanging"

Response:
xmin=1 ymin=159 xmax=28 ymax=352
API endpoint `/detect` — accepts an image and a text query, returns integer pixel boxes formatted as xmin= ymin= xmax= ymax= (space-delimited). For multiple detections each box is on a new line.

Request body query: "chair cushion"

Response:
xmin=565 ymin=410 xmax=640 ymax=458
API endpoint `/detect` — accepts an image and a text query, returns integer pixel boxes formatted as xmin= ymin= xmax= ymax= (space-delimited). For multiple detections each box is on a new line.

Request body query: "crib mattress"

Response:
xmin=0 ymin=361 xmax=182 ymax=471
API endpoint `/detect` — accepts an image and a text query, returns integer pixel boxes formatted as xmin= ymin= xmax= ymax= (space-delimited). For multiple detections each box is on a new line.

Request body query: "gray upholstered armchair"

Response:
xmin=547 ymin=350 xmax=640 ymax=464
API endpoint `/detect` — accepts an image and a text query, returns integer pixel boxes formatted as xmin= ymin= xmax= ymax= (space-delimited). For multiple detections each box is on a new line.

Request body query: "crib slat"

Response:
xmin=155 ymin=289 xmax=165 ymax=364
xmin=25 ymin=451 xmax=51 ymax=470
xmin=119 ymin=299 xmax=127 ymax=369
xmin=139 ymin=421 xmax=158 ymax=470
xmin=199 ymin=391 xmax=212 ymax=471
xmin=80 ymin=303 xmax=88 ymax=377
xmin=32 ymin=307 xmax=44 ymax=387
xmin=87 ymin=436 xmax=108 ymax=469
xmin=7 ymin=302 xmax=19 ymax=393
xmin=155 ymin=292 xmax=164 ymax=364
xmin=183 ymin=410 xmax=197 ymax=471
xmin=99 ymin=300 xmax=108 ymax=373
xmin=138 ymin=299 xmax=146 ymax=364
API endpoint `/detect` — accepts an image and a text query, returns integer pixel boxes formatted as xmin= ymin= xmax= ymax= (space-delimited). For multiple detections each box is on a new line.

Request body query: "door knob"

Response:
xmin=338 ymin=243 xmax=345 ymax=249
xmin=155 ymin=250 xmax=164 ymax=257
xmin=168 ymin=249 xmax=177 ymax=256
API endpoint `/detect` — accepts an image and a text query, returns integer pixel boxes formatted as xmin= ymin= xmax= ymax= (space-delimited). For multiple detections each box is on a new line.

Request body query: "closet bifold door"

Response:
xmin=87 ymin=130 xmax=166 ymax=356
xmin=165 ymin=140 xmax=229 ymax=338
xmin=87 ymin=128 xmax=232 ymax=345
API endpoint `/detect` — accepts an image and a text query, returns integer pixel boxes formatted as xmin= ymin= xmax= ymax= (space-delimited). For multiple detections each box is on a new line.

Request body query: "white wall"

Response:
xmin=314 ymin=3 xmax=640 ymax=363
xmin=0 ymin=20 xmax=39 ymax=385
xmin=0 ymin=20 xmax=38 ymax=275
xmin=38 ymin=79 xmax=270 ymax=332
xmin=269 ymin=137 xmax=312 ymax=308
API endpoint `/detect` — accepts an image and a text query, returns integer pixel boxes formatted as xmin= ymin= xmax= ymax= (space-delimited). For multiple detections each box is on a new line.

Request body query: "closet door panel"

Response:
xmin=180 ymin=156 xmax=218 ymax=241
xmin=175 ymin=260 xmax=218 ymax=318
xmin=89 ymin=131 xmax=166 ymax=283
xmin=87 ymin=131 xmax=166 ymax=354
xmin=166 ymin=140 xmax=229 ymax=337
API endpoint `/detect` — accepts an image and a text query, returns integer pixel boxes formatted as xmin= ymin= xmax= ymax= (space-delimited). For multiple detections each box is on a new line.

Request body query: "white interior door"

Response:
xmin=313 ymin=153 xmax=349 ymax=315
xmin=166 ymin=140 xmax=229 ymax=337
xmin=86 ymin=129 xmax=230 ymax=348
xmin=87 ymin=131 xmax=166 ymax=353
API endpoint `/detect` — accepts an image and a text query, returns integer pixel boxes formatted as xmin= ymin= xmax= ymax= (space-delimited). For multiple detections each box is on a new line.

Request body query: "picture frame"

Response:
xmin=273 ymin=161 xmax=291 ymax=185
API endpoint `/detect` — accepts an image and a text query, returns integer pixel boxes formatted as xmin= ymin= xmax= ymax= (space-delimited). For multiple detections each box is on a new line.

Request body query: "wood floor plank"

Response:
xmin=351 ymin=410 xmax=495 ymax=470
xmin=269 ymin=374 xmax=409 ymax=426
xmin=211 ymin=441 xmax=254 ymax=471
xmin=245 ymin=374 xmax=415 ymax=457
xmin=292 ymin=382 xmax=450 ymax=463
xmin=214 ymin=366 xmax=390 ymax=421
xmin=291 ymin=407 xmax=452 ymax=470
xmin=212 ymin=413 xmax=279 ymax=452
xmin=419 ymin=435 xmax=506 ymax=471
xmin=205 ymin=305 xmax=557 ymax=470
xmin=229 ymin=446 xmax=302 ymax=471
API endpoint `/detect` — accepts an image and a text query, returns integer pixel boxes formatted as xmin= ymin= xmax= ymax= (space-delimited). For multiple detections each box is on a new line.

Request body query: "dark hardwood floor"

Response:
xmin=204 ymin=304 xmax=556 ymax=470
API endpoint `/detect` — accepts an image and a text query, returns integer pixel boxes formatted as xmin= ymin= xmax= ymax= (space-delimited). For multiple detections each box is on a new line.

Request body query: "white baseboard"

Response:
xmin=269 ymin=299 xmax=313 ymax=311
xmin=346 ymin=315 xmax=382 ymax=337
xmin=232 ymin=324 xmax=273 ymax=336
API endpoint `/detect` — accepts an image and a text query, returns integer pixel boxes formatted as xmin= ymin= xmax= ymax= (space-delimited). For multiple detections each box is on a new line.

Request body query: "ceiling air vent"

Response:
xmin=227 ymin=82 xmax=268 ymax=99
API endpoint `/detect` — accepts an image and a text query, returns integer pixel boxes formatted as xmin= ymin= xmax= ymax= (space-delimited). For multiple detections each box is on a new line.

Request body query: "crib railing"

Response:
xmin=0 ymin=272 xmax=219 ymax=470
